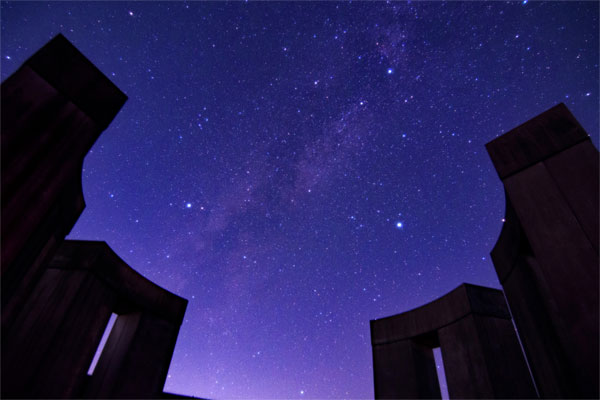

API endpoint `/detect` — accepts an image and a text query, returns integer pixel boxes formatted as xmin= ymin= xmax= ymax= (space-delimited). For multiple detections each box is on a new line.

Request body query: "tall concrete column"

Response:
xmin=1 ymin=33 xmax=127 ymax=332
xmin=1 ymin=268 xmax=115 ymax=398
xmin=86 ymin=311 xmax=183 ymax=398
xmin=1 ymin=36 xmax=189 ymax=399
xmin=370 ymin=284 xmax=536 ymax=399
xmin=438 ymin=313 xmax=535 ymax=398
xmin=372 ymin=338 xmax=440 ymax=399
xmin=486 ymin=103 xmax=599 ymax=398
xmin=1 ymin=240 xmax=188 ymax=399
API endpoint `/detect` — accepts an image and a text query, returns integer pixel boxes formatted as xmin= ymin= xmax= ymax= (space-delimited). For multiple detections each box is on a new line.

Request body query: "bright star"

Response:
xmin=387 ymin=68 xmax=394 ymax=75
xmin=186 ymin=203 xmax=192 ymax=208
xmin=396 ymin=221 xmax=403 ymax=229
xmin=128 ymin=10 xmax=134 ymax=16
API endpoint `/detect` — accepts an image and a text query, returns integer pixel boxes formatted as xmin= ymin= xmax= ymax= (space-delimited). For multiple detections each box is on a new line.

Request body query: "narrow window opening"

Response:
xmin=433 ymin=347 xmax=449 ymax=400
xmin=87 ymin=312 xmax=118 ymax=375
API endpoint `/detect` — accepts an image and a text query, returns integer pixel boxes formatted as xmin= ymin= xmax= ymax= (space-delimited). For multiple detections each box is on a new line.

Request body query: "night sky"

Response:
xmin=1 ymin=1 xmax=598 ymax=398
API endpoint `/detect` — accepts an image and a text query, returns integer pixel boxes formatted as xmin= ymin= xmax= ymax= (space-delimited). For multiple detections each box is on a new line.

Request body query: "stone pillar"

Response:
xmin=1 ymin=241 xmax=188 ymax=399
xmin=1 ymin=33 xmax=127 ymax=332
xmin=0 ymin=36 xmax=189 ymax=399
xmin=486 ymin=103 xmax=599 ymax=398
xmin=438 ymin=313 xmax=535 ymax=398
xmin=1 ymin=267 xmax=115 ymax=398
xmin=370 ymin=284 xmax=536 ymax=399
xmin=86 ymin=311 xmax=183 ymax=398
xmin=372 ymin=338 xmax=440 ymax=399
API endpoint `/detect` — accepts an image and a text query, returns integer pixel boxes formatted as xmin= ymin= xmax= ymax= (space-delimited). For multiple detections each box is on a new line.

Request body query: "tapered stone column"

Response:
xmin=370 ymin=284 xmax=536 ymax=399
xmin=2 ymin=240 xmax=188 ymax=399
xmin=1 ymin=33 xmax=127 ymax=332
xmin=1 ymin=35 xmax=189 ymax=399
xmin=372 ymin=337 xmax=440 ymax=399
xmin=486 ymin=103 xmax=599 ymax=398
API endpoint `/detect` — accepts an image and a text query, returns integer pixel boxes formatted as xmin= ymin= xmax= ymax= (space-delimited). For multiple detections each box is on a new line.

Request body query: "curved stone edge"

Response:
xmin=49 ymin=239 xmax=188 ymax=326
xmin=370 ymin=283 xmax=509 ymax=345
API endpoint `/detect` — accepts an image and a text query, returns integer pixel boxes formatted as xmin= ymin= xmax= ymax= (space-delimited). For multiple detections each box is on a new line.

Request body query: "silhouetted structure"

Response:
xmin=486 ymin=103 xmax=599 ymax=399
xmin=371 ymin=104 xmax=599 ymax=399
xmin=1 ymin=33 xmax=127 ymax=331
xmin=1 ymin=34 xmax=188 ymax=398
xmin=370 ymin=284 xmax=536 ymax=399
xmin=3 ymin=240 xmax=188 ymax=398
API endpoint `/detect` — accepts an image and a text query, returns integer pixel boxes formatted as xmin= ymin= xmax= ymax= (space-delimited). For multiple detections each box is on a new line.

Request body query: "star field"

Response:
xmin=1 ymin=2 xmax=598 ymax=398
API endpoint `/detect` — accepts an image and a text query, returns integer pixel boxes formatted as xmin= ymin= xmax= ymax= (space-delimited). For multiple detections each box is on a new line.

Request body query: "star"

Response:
xmin=16 ymin=2 xmax=596 ymax=398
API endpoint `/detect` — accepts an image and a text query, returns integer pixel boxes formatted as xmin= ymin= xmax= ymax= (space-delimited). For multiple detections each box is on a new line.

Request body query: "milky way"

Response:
xmin=1 ymin=2 xmax=598 ymax=398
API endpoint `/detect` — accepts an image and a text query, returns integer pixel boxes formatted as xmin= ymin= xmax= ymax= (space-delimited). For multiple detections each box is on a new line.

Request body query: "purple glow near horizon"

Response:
xmin=1 ymin=2 xmax=597 ymax=398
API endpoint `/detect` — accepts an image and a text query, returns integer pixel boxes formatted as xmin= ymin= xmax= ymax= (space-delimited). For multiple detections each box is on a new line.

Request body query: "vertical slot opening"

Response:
xmin=433 ymin=347 xmax=449 ymax=400
xmin=87 ymin=312 xmax=118 ymax=375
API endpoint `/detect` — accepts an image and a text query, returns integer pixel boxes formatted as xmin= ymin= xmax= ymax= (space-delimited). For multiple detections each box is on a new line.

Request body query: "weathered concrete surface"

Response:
xmin=370 ymin=284 xmax=536 ymax=399
xmin=371 ymin=336 xmax=441 ymax=399
xmin=487 ymin=103 xmax=599 ymax=399
xmin=1 ymin=35 xmax=190 ymax=399
xmin=2 ymin=240 xmax=188 ymax=398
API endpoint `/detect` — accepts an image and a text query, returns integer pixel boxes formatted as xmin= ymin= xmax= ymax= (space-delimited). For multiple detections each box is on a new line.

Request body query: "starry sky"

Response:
xmin=1 ymin=1 xmax=598 ymax=398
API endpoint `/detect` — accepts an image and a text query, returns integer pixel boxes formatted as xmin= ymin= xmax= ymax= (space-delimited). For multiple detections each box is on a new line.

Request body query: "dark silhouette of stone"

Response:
xmin=370 ymin=283 xmax=536 ymax=399
xmin=1 ymin=34 xmax=189 ymax=399
xmin=486 ymin=103 xmax=599 ymax=399
xmin=2 ymin=240 xmax=187 ymax=398
xmin=1 ymin=33 xmax=127 ymax=331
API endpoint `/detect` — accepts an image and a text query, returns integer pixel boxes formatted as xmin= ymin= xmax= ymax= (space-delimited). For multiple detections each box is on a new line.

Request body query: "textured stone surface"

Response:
xmin=1 ymin=34 xmax=126 ymax=332
xmin=370 ymin=283 xmax=536 ymax=399
xmin=2 ymin=240 xmax=187 ymax=398
xmin=487 ymin=103 xmax=599 ymax=398
xmin=1 ymin=35 xmax=188 ymax=399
